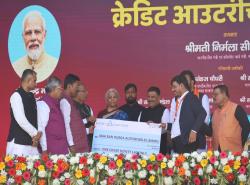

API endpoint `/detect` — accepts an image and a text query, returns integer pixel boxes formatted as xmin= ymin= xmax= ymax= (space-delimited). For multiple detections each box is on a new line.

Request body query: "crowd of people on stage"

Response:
xmin=6 ymin=69 xmax=250 ymax=156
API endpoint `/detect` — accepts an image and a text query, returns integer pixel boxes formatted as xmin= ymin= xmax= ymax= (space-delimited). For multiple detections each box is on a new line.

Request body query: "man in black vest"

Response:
xmin=120 ymin=83 xmax=144 ymax=121
xmin=170 ymin=75 xmax=207 ymax=153
xmin=139 ymin=86 xmax=170 ymax=154
xmin=6 ymin=69 xmax=42 ymax=156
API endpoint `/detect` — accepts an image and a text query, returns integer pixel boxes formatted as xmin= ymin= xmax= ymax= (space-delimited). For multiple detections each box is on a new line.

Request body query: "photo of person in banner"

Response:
xmin=9 ymin=5 xmax=61 ymax=83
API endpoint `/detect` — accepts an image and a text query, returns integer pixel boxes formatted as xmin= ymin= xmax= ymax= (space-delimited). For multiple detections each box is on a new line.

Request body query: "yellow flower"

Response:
xmin=207 ymin=150 xmax=213 ymax=158
xmin=126 ymin=180 xmax=132 ymax=185
xmin=0 ymin=175 xmax=6 ymax=183
xmin=38 ymin=165 xmax=45 ymax=171
xmin=4 ymin=155 xmax=12 ymax=162
xmin=21 ymin=163 xmax=27 ymax=171
xmin=75 ymin=169 xmax=82 ymax=179
xmin=149 ymin=175 xmax=155 ymax=183
xmin=161 ymin=162 xmax=167 ymax=169
xmin=54 ymin=164 xmax=58 ymax=171
xmin=234 ymin=160 xmax=241 ymax=170
xmin=223 ymin=165 xmax=232 ymax=174
xmin=100 ymin=156 xmax=108 ymax=164
xmin=140 ymin=160 xmax=147 ymax=168
xmin=149 ymin=154 xmax=156 ymax=162
xmin=0 ymin=162 xmax=5 ymax=171
xmin=116 ymin=159 xmax=123 ymax=168
xmin=200 ymin=159 xmax=208 ymax=168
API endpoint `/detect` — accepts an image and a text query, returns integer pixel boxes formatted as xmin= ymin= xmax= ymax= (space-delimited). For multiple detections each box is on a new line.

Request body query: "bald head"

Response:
xmin=21 ymin=69 xmax=37 ymax=91
xmin=21 ymin=69 xmax=36 ymax=82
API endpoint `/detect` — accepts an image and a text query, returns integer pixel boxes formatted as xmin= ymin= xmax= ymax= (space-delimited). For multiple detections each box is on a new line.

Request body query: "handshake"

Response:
xmin=32 ymin=131 xmax=42 ymax=147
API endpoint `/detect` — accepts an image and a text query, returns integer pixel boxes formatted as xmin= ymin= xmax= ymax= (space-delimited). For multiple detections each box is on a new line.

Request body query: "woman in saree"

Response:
xmin=97 ymin=88 xmax=128 ymax=120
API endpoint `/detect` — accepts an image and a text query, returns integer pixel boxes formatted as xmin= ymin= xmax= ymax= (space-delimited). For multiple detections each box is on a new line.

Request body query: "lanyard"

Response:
xmin=173 ymin=95 xmax=186 ymax=122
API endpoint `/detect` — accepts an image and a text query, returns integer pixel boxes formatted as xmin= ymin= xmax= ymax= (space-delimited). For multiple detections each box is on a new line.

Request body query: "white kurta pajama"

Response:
xmin=6 ymin=89 xmax=39 ymax=156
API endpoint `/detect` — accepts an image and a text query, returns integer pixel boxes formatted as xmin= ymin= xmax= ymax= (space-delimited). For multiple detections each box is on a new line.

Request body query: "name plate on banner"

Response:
xmin=91 ymin=118 xmax=161 ymax=155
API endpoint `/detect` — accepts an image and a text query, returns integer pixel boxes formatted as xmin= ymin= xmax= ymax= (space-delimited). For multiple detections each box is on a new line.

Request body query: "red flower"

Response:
xmin=165 ymin=154 xmax=171 ymax=159
xmin=132 ymin=154 xmax=138 ymax=161
xmin=7 ymin=160 xmax=14 ymax=167
xmin=226 ymin=173 xmax=235 ymax=182
xmin=157 ymin=153 xmax=164 ymax=161
xmin=17 ymin=156 xmax=26 ymax=163
xmin=228 ymin=160 xmax=234 ymax=167
xmin=15 ymin=175 xmax=22 ymax=184
xmin=125 ymin=162 xmax=131 ymax=171
xmin=57 ymin=159 xmax=64 ymax=166
xmin=41 ymin=154 xmax=49 ymax=162
xmin=52 ymin=171 xmax=60 ymax=179
xmin=147 ymin=164 xmax=153 ymax=171
xmin=79 ymin=157 xmax=87 ymax=165
xmin=131 ymin=162 xmax=138 ymax=170
xmin=117 ymin=154 xmax=124 ymax=160
xmin=209 ymin=156 xmax=217 ymax=164
xmin=202 ymin=178 xmax=208 ymax=184
xmin=166 ymin=168 xmax=174 ymax=176
xmin=58 ymin=165 xmax=64 ymax=173
xmin=193 ymin=177 xmax=201 ymax=185
xmin=154 ymin=164 xmax=159 ymax=171
xmin=108 ymin=161 xmax=117 ymax=169
xmin=175 ymin=159 xmax=182 ymax=167
xmin=239 ymin=166 xmax=246 ymax=174
xmin=108 ymin=176 xmax=115 ymax=184
xmin=82 ymin=168 xmax=90 ymax=177
xmin=195 ymin=164 xmax=202 ymax=170
xmin=8 ymin=168 xmax=16 ymax=176
xmin=94 ymin=153 xmax=101 ymax=160
xmin=23 ymin=171 xmax=31 ymax=181
xmin=34 ymin=160 xmax=41 ymax=169
xmin=139 ymin=180 xmax=147 ymax=185
xmin=45 ymin=160 xmax=53 ymax=169
xmin=64 ymin=179 xmax=71 ymax=185
xmin=241 ymin=157 xmax=249 ymax=166
xmin=220 ymin=151 xmax=228 ymax=158
xmin=191 ymin=169 xmax=198 ymax=176
xmin=211 ymin=169 xmax=217 ymax=177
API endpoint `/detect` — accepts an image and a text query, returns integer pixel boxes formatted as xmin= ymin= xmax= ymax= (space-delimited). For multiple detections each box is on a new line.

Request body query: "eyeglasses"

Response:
xmin=56 ymin=87 xmax=63 ymax=91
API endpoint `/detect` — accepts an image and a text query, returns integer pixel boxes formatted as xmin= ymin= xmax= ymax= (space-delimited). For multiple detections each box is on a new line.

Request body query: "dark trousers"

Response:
xmin=172 ymin=136 xmax=198 ymax=154
xmin=160 ymin=133 xmax=172 ymax=154
xmin=198 ymin=134 xmax=206 ymax=150
xmin=88 ymin=134 xmax=93 ymax=149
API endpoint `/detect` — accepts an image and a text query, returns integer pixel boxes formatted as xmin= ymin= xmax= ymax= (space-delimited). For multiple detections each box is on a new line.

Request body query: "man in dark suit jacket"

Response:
xmin=169 ymin=75 xmax=207 ymax=153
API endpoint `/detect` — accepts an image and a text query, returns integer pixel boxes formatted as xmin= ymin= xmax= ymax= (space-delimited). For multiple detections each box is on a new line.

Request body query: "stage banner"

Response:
xmin=91 ymin=119 xmax=161 ymax=155
xmin=0 ymin=0 xmax=250 ymax=155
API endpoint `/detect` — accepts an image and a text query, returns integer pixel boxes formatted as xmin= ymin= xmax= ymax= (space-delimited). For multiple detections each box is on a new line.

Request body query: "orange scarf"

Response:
xmin=193 ymin=86 xmax=199 ymax=98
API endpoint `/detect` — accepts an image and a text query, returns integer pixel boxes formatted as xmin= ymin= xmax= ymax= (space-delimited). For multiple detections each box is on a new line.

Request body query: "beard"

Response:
xmin=26 ymin=43 xmax=44 ymax=61
xmin=126 ymin=97 xmax=137 ymax=104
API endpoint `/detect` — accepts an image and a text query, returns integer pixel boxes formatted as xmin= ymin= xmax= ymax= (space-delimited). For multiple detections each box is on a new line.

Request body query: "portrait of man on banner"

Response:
xmin=8 ymin=5 xmax=61 ymax=83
